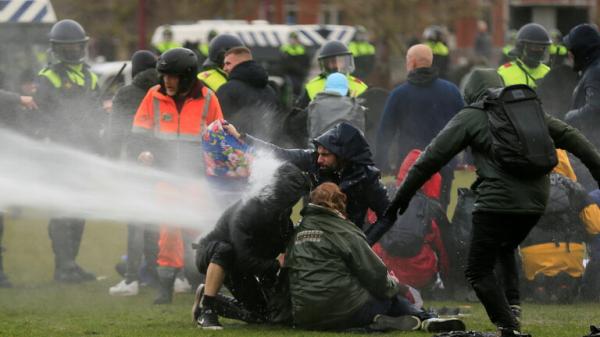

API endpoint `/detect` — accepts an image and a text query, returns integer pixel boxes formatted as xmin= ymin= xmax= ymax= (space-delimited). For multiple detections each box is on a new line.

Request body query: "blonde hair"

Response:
xmin=309 ymin=182 xmax=347 ymax=216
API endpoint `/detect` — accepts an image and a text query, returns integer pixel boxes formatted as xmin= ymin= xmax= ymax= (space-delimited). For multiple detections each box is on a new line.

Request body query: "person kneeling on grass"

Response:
xmin=192 ymin=163 xmax=311 ymax=330
xmin=284 ymin=182 xmax=465 ymax=332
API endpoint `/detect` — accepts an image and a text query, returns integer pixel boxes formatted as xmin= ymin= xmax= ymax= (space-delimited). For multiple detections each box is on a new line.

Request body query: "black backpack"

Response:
xmin=482 ymin=84 xmax=557 ymax=178
xmin=380 ymin=192 xmax=445 ymax=257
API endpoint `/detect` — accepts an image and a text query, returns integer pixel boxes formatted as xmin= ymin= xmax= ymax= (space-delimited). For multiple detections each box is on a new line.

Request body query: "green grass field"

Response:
xmin=0 ymin=170 xmax=598 ymax=336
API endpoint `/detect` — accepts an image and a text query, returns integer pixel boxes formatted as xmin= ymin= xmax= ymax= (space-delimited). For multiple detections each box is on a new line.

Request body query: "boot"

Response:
xmin=212 ymin=292 xmax=264 ymax=323
xmin=153 ymin=266 xmax=177 ymax=305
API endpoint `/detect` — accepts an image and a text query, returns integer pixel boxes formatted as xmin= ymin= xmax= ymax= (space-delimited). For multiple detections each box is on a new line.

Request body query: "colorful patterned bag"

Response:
xmin=202 ymin=120 xmax=253 ymax=178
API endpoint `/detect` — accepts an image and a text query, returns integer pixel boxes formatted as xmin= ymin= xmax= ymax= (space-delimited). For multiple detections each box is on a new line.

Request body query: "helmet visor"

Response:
xmin=523 ymin=43 xmax=549 ymax=66
xmin=52 ymin=42 xmax=87 ymax=63
xmin=319 ymin=54 xmax=355 ymax=75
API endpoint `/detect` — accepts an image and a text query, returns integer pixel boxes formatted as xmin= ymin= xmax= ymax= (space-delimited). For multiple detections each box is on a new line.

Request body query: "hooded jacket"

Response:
xmin=375 ymin=67 xmax=463 ymax=172
xmin=285 ymin=203 xmax=400 ymax=330
xmin=110 ymin=68 xmax=159 ymax=158
xmin=200 ymin=163 xmax=310 ymax=278
xmin=386 ymin=69 xmax=600 ymax=230
xmin=216 ymin=60 xmax=280 ymax=141
xmin=245 ymin=122 xmax=390 ymax=231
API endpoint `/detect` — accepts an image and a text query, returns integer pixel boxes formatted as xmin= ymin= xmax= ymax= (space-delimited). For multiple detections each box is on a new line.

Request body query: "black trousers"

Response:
xmin=48 ymin=217 xmax=85 ymax=269
xmin=465 ymin=212 xmax=540 ymax=330
xmin=196 ymin=240 xmax=270 ymax=316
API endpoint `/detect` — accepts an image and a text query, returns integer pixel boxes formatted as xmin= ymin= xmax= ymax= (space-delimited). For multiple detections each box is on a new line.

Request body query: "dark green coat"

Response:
xmin=395 ymin=69 xmax=600 ymax=214
xmin=285 ymin=204 xmax=399 ymax=330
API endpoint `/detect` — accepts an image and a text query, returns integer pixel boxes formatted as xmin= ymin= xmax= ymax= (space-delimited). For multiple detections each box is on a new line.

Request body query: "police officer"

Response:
xmin=280 ymin=31 xmax=310 ymax=97
xmin=548 ymin=29 xmax=568 ymax=67
xmin=348 ymin=25 xmax=376 ymax=79
xmin=198 ymin=29 xmax=218 ymax=65
xmin=295 ymin=40 xmax=368 ymax=111
xmin=35 ymin=19 xmax=100 ymax=283
xmin=500 ymin=30 xmax=518 ymax=65
xmin=497 ymin=23 xmax=552 ymax=89
xmin=197 ymin=34 xmax=244 ymax=93
xmin=153 ymin=25 xmax=182 ymax=55
xmin=423 ymin=25 xmax=450 ymax=79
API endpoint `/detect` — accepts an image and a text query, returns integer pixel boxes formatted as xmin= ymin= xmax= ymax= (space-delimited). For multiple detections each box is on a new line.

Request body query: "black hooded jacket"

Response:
xmin=564 ymin=24 xmax=600 ymax=148
xmin=201 ymin=163 xmax=310 ymax=277
xmin=110 ymin=68 xmax=159 ymax=158
xmin=216 ymin=60 xmax=280 ymax=140
xmin=245 ymin=122 xmax=390 ymax=233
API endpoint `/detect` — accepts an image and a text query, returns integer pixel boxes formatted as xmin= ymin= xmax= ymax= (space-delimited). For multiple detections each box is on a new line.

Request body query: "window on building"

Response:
xmin=284 ymin=0 xmax=298 ymax=24
xmin=319 ymin=1 xmax=340 ymax=24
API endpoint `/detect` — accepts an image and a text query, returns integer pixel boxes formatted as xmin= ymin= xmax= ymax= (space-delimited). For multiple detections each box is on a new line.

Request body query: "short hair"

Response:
xmin=224 ymin=46 xmax=253 ymax=59
xmin=309 ymin=182 xmax=347 ymax=216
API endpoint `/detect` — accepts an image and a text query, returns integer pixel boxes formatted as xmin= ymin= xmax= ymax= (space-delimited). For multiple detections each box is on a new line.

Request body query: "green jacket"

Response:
xmin=395 ymin=69 xmax=600 ymax=214
xmin=285 ymin=204 xmax=399 ymax=330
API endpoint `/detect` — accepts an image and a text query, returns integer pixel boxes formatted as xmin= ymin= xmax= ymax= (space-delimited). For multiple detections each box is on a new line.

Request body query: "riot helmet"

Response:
xmin=318 ymin=40 xmax=355 ymax=75
xmin=423 ymin=25 xmax=444 ymax=42
xmin=514 ymin=23 xmax=551 ymax=68
xmin=156 ymin=48 xmax=198 ymax=95
xmin=204 ymin=34 xmax=244 ymax=68
xmin=49 ymin=19 xmax=89 ymax=64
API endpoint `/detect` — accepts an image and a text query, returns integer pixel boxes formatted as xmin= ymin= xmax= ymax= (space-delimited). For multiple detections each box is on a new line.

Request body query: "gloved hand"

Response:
xmin=384 ymin=193 xmax=411 ymax=223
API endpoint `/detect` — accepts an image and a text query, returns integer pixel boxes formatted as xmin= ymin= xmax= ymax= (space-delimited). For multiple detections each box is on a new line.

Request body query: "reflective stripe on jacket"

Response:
xmin=348 ymin=41 xmax=375 ymax=56
xmin=131 ymin=84 xmax=223 ymax=142
xmin=197 ymin=68 xmax=228 ymax=92
xmin=305 ymin=74 xmax=368 ymax=101
xmin=497 ymin=59 xmax=550 ymax=88
xmin=39 ymin=63 xmax=98 ymax=91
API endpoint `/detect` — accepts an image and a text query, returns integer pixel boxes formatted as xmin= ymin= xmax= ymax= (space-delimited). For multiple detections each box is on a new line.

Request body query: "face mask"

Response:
xmin=522 ymin=45 xmax=547 ymax=68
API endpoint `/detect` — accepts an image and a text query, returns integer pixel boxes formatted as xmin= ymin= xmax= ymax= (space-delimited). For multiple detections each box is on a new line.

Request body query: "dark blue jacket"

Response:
xmin=375 ymin=67 xmax=463 ymax=171
xmin=245 ymin=122 xmax=390 ymax=232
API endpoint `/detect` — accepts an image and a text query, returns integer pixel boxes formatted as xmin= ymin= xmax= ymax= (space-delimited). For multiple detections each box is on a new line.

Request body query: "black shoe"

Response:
xmin=73 ymin=265 xmax=96 ymax=282
xmin=370 ymin=314 xmax=421 ymax=331
xmin=584 ymin=325 xmax=600 ymax=337
xmin=192 ymin=284 xmax=204 ymax=323
xmin=54 ymin=267 xmax=83 ymax=283
xmin=198 ymin=307 xmax=223 ymax=330
xmin=422 ymin=317 xmax=467 ymax=332
xmin=497 ymin=327 xmax=532 ymax=337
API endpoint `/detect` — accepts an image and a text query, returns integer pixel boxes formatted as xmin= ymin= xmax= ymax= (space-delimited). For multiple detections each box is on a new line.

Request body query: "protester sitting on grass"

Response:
xmin=284 ymin=182 xmax=465 ymax=332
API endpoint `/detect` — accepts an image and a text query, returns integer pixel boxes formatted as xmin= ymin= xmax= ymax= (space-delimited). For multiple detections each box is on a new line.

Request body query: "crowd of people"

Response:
xmin=0 ymin=16 xmax=600 ymax=337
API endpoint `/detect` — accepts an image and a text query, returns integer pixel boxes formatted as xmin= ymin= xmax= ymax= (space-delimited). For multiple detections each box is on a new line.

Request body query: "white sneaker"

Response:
xmin=109 ymin=280 xmax=139 ymax=296
xmin=174 ymin=277 xmax=192 ymax=293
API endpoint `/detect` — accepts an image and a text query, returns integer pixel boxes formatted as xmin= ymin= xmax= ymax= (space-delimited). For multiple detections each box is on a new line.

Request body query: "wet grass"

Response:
xmin=0 ymin=169 xmax=597 ymax=337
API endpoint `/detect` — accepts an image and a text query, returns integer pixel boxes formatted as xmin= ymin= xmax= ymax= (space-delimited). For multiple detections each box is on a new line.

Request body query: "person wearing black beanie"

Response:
xmin=564 ymin=24 xmax=600 ymax=190
xmin=131 ymin=50 xmax=158 ymax=78
xmin=106 ymin=50 xmax=161 ymax=297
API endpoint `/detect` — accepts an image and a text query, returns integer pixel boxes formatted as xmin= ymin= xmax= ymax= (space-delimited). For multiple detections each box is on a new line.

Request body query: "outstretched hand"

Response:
xmin=222 ymin=122 xmax=242 ymax=141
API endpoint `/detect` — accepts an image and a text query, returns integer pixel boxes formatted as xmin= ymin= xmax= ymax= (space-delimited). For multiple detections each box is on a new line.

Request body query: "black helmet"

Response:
xmin=318 ymin=41 xmax=354 ymax=75
xmin=423 ymin=26 xmax=444 ymax=42
xmin=49 ymin=19 xmax=89 ymax=64
xmin=157 ymin=47 xmax=198 ymax=95
xmin=515 ymin=23 xmax=551 ymax=68
xmin=516 ymin=23 xmax=552 ymax=45
xmin=204 ymin=34 xmax=244 ymax=68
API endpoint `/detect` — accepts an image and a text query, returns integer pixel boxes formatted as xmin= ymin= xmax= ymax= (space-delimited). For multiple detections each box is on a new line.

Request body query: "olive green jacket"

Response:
xmin=285 ymin=204 xmax=399 ymax=330
xmin=396 ymin=69 xmax=600 ymax=214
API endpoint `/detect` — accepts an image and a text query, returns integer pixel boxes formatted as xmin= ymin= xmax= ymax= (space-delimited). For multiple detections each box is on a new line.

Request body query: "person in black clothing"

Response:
xmin=224 ymin=122 xmax=391 ymax=237
xmin=564 ymin=24 xmax=600 ymax=190
xmin=107 ymin=50 xmax=160 ymax=297
xmin=216 ymin=46 xmax=280 ymax=142
xmin=192 ymin=163 xmax=311 ymax=330
xmin=108 ymin=50 xmax=158 ymax=159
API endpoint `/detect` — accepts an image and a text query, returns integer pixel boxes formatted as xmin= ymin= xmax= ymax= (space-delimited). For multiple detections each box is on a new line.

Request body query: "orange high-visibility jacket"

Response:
xmin=132 ymin=84 xmax=223 ymax=141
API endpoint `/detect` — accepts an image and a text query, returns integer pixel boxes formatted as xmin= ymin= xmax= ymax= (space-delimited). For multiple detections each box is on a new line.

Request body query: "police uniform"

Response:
xmin=197 ymin=68 xmax=228 ymax=92
xmin=497 ymin=59 xmax=550 ymax=88
xmin=280 ymin=43 xmax=310 ymax=96
xmin=425 ymin=40 xmax=450 ymax=78
xmin=153 ymin=41 xmax=182 ymax=55
xmin=349 ymin=40 xmax=376 ymax=79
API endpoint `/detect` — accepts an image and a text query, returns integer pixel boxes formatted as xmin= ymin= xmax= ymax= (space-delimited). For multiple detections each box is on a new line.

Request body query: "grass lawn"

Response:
xmin=0 ymin=170 xmax=598 ymax=337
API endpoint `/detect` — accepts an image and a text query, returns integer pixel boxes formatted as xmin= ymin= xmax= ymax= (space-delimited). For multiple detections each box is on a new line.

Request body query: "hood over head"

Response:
xmin=257 ymin=163 xmax=311 ymax=209
xmin=564 ymin=24 xmax=600 ymax=72
xmin=313 ymin=122 xmax=374 ymax=166
xmin=131 ymin=50 xmax=157 ymax=78
xmin=229 ymin=60 xmax=269 ymax=88
xmin=463 ymin=68 xmax=504 ymax=105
